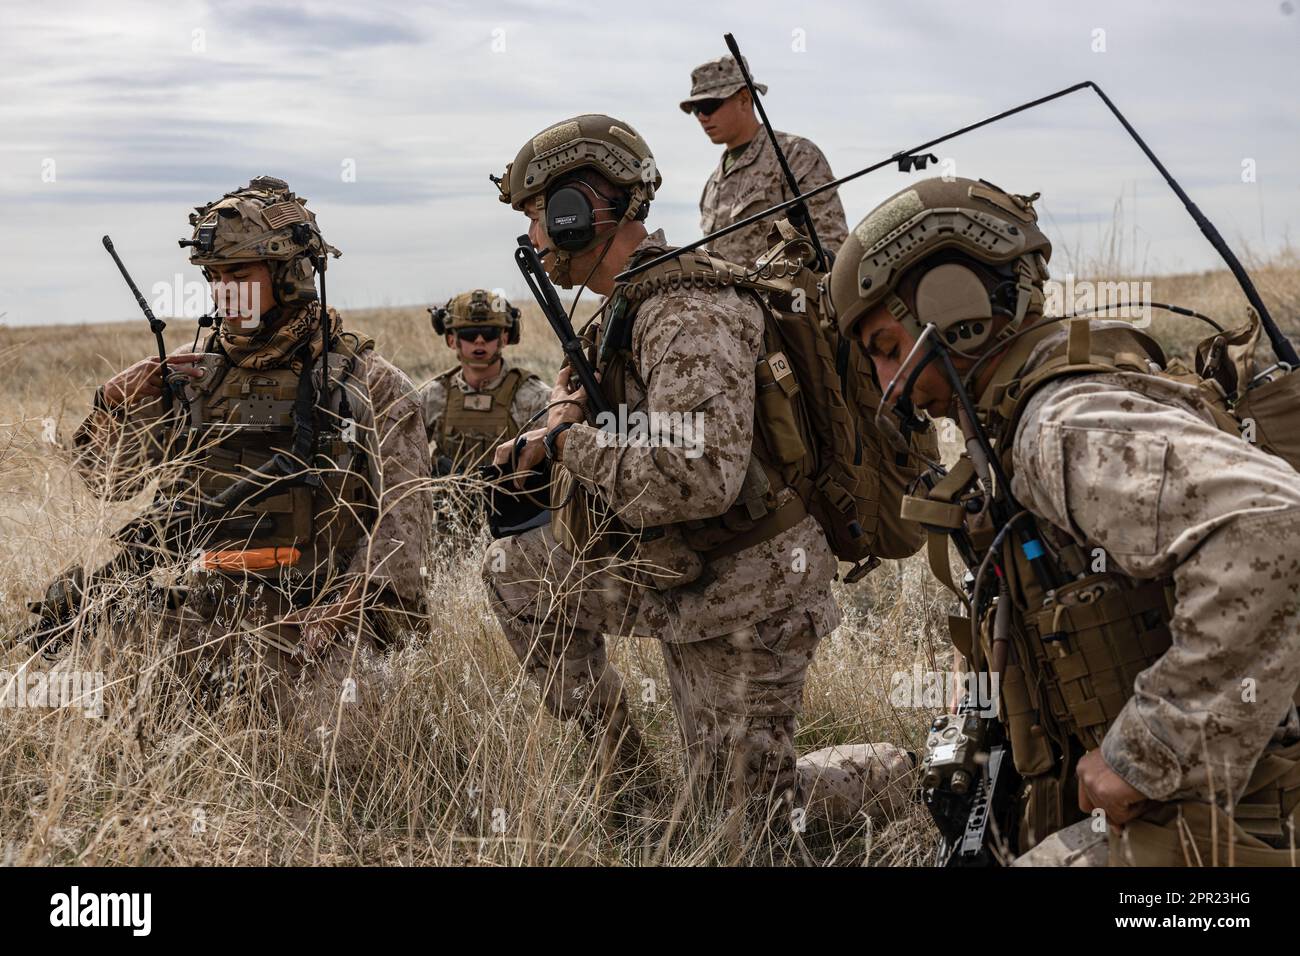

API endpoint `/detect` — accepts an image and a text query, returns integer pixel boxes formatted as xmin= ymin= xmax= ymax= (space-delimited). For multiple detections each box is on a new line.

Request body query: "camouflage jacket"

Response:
xmin=71 ymin=317 xmax=431 ymax=612
xmin=559 ymin=230 xmax=840 ymax=643
xmin=1009 ymin=337 xmax=1300 ymax=806
xmin=419 ymin=357 xmax=551 ymax=448
xmin=699 ymin=130 xmax=847 ymax=268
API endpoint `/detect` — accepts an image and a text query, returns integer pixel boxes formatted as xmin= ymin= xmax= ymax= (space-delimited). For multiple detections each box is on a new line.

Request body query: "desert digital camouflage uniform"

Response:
xmin=71 ymin=178 xmax=430 ymax=704
xmin=681 ymin=56 xmax=847 ymax=268
xmin=421 ymin=358 xmax=550 ymax=466
xmin=828 ymin=176 xmax=1300 ymax=867
xmin=419 ymin=289 xmax=551 ymax=470
xmin=485 ymin=227 xmax=912 ymax=834
xmin=1007 ymin=346 xmax=1300 ymax=866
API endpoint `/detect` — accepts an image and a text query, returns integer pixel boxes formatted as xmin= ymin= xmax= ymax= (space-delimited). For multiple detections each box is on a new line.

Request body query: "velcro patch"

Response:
xmin=853 ymin=189 xmax=923 ymax=251
xmin=533 ymin=121 xmax=581 ymax=155
xmin=263 ymin=201 xmax=308 ymax=229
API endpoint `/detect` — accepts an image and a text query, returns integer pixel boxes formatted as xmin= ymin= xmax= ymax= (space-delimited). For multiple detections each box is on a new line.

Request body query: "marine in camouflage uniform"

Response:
xmin=681 ymin=55 xmax=847 ymax=269
xmin=829 ymin=176 xmax=1300 ymax=866
xmin=487 ymin=114 xmax=913 ymax=843
xmin=72 ymin=177 xmax=431 ymax=706
xmin=419 ymin=289 xmax=551 ymax=472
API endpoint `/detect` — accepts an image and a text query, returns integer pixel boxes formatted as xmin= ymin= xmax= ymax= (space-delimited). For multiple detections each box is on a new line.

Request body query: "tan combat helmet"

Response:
xmin=182 ymin=175 xmax=340 ymax=307
xmin=495 ymin=114 xmax=661 ymax=285
xmin=827 ymin=177 xmax=1052 ymax=355
xmin=430 ymin=289 xmax=521 ymax=344
xmin=679 ymin=54 xmax=766 ymax=113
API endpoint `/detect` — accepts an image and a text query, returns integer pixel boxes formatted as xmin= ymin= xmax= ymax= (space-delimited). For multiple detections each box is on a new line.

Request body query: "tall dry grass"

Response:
xmin=1 ymin=248 xmax=1296 ymax=866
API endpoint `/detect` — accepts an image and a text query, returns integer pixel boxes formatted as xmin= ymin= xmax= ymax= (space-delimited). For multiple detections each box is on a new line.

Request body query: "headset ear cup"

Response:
xmin=545 ymin=185 xmax=596 ymax=252
xmin=508 ymin=307 xmax=521 ymax=345
xmin=430 ymin=308 xmax=447 ymax=336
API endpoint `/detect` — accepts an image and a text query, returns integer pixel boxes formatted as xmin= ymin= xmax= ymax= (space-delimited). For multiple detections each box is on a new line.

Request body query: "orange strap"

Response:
xmin=200 ymin=547 xmax=301 ymax=572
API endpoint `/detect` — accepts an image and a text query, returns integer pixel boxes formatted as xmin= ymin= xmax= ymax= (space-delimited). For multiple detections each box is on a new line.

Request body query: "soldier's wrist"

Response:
xmin=544 ymin=421 xmax=575 ymax=462
xmin=93 ymin=386 xmax=126 ymax=417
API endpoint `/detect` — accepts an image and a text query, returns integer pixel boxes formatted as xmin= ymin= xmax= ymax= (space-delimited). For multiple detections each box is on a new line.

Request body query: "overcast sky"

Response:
xmin=1 ymin=0 xmax=1298 ymax=326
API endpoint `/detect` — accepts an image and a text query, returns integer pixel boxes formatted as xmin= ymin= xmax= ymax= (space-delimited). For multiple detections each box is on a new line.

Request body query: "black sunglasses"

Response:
xmin=455 ymin=326 xmax=502 ymax=342
xmin=690 ymin=98 xmax=727 ymax=117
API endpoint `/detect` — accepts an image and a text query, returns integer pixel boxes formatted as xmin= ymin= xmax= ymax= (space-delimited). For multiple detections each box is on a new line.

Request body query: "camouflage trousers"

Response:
xmin=483 ymin=524 xmax=913 ymax=829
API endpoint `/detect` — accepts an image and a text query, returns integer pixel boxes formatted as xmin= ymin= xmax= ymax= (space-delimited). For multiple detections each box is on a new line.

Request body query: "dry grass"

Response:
xmin=1 ymin=250 xmax=1297 ymax=866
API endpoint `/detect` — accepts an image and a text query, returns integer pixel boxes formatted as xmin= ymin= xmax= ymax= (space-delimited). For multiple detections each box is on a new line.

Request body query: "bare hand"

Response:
xmin=1077 ymin=748 xmax=1153 ymax=829
xmin=493 ymin=426 xmax=548 ymax=487
xmin=282 ymin=590 xmax=363 ymax=662
xmin=546 ymin=366 xmax=592 ymax=432
xmin=102 ymin=353 xmax=206 ymax=407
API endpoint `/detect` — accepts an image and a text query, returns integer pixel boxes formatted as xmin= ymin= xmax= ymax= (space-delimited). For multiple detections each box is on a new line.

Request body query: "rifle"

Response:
xmin=906 ymin=465 xmax=1024 ymax=866
xmin=513 ymin=236 xmax=611 ymax=419
xmin=14 ymin=504 xmax=206 ymax=657
xmin=478 ymin=237 xmax=614 ymax=538
xmin=617 ymin=79 xmax=1298 ymax=369
xmin=920 ymin=697 xmax=1020 ymax=867
xmin=723 ymin=32 xmax=828 ymax=273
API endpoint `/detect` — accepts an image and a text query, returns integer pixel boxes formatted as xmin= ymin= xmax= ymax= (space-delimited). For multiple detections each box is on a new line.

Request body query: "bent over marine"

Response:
xmin=828 ymin=176 xmax=1300 ymax=866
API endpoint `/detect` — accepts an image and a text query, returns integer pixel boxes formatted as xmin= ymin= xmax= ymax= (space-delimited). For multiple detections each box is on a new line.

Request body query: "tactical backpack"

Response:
xmin=592 ymin=231 xmax=931 ymax=576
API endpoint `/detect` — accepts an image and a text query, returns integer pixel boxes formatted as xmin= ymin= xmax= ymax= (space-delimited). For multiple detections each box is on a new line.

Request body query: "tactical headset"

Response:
xmin=543 ymin=174 xmax=648 ymax=253
xmin=888 ymin=252 xmax=1039 ymax=356
xmin=429 ymin=303 xmax=522 ymax=345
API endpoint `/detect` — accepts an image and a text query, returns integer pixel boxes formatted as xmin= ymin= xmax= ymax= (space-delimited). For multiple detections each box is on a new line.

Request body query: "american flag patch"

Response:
xmin=263 ymin=201 xmax=308 ymax=229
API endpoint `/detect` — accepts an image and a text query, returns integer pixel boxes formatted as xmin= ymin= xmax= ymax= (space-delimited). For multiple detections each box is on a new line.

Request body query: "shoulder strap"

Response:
xmin=496 ymin=367 xmax=526 ymax=408
xmin=983 ymin=320 xmax=1166 ymax=437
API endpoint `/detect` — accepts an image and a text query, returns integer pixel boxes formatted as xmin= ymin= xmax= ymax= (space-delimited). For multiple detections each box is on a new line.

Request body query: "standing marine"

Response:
xmin=682 ymin=55 xmax=847 ymax=268
xmin=67 ymin=176 xmax=431 ymax=705
xmin=828 ymin=176 xmax=1300 ymax=866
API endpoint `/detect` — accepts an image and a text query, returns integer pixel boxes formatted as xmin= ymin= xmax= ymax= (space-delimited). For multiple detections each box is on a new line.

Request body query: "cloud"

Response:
xmin=1 ymin=0 xmax=1297 ymax=325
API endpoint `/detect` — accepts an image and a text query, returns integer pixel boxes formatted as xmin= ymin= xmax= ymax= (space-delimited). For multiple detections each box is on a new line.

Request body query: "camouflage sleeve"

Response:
xmin=70 ymin=351 xmax=191 ymax=500
xmin=560 ymin=288 xmax=762 ymax=527
xmin=788 ymin=138 xmax=848 ymax=257
xmin=343 ymin=352 xmax=432 ymax=611
xmin=1012 ymin=371 xmax=1300 ymax=805
xmin=511 ymin=374 xmax=553 ymax=432
xmin=419 ymin=376 xmax=446 ymax=446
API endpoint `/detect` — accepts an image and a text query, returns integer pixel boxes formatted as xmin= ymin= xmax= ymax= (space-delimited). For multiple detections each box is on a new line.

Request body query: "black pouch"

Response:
xmin=482 ymin=459 xmax=552 ymax=538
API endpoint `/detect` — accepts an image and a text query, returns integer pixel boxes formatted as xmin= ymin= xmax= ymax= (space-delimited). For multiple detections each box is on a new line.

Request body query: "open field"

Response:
xmin=1 ymin=253 xmax=1297 ymax=866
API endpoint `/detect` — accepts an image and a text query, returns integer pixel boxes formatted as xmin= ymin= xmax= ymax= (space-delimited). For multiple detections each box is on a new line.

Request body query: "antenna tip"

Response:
xmin=101 ymin=235 xmax=112 ymax=249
